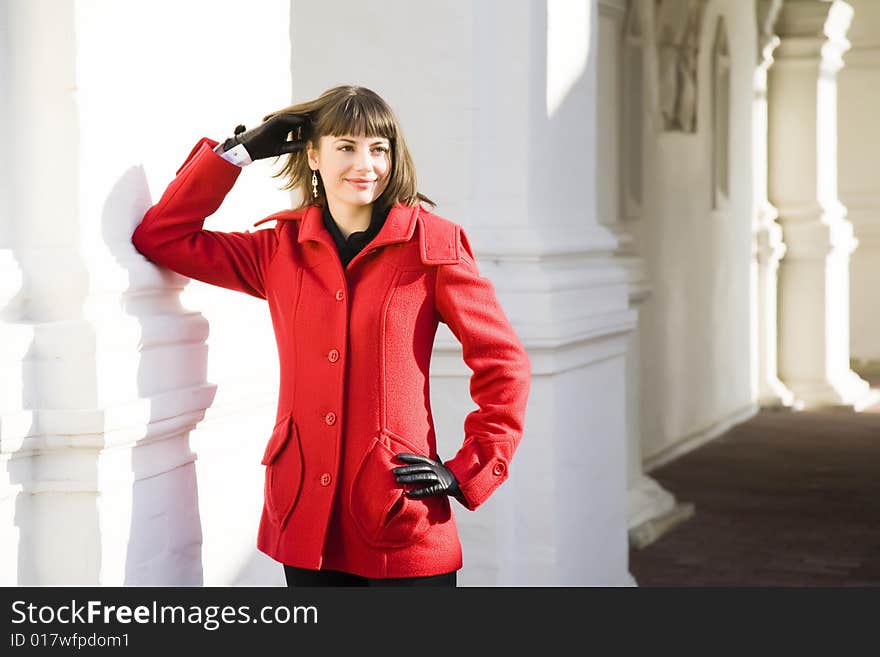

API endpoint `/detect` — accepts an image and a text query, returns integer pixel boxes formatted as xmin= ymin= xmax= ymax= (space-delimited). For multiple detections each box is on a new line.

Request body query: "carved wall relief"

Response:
xmin=655 ymin=0 xmax=707 ymax=132
xmin=712 ymin=16 xmax=730 ymax=208
xmin=624 ymin=2 xmax=645 ymax=214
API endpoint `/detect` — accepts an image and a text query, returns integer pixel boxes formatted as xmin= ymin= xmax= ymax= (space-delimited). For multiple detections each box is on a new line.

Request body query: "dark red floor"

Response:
xmin=628 ymin=406 xmax=880 ymax=586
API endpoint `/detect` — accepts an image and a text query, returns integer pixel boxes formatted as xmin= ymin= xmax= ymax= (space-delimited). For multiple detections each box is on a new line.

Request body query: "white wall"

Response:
xmin=638 ymin=0 xmax=757 ymax=467
xmin=1 ymin=0 xmax=292 ymax=585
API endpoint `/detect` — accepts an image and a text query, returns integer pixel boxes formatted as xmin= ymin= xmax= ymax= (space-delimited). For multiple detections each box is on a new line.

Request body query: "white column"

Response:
xmin=469 ymin=0 xmax=635 ymax=586
xmin=0 ymin=0 xmax=30 ymax=585
xmin=753 ymin=0 xmax=798 ymax=408
xmin=1 ymin=0 xmax=106 ymax=585
xmin=291 ymin=0 xmax=635 ymax=586
xmin=769 ymin=0 xmax=876 ymax=409
xmin=838 ymin=0 xmax=880 ymax=377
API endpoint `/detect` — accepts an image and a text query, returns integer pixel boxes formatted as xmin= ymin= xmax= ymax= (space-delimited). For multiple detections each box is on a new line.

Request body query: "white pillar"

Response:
xmin=839 ymin=0 xmax=880 ymax=377
xmin=0 ymin=0 xmax=30 ymax=585
xmin=469 ymin=0 xmax=636 ymax=586
xmin=769 ymin=0 xmax=876 ymax=409
xmin=291 ymin=0 xmax=635 ymax=585
xmin=753 ymin=0 xmax=798 ymax=408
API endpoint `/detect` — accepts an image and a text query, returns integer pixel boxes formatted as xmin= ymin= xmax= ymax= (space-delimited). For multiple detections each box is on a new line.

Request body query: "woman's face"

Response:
xmin=307 ymin=134 xmax=392 ymax=211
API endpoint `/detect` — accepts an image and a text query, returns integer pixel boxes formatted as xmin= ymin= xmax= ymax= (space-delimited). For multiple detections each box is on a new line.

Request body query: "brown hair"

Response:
xmin=262 ymin=85 xmax=435 ymax=211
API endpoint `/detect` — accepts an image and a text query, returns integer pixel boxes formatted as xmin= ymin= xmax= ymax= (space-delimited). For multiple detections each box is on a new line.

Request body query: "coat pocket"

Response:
xmin=261 ymin=413 xmax=303 ymax=527
xmin=349 ymin=429 xmax=449 ymax=549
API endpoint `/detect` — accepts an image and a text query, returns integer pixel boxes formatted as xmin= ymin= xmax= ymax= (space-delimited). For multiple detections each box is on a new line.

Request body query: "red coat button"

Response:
xmin=328 ymin=349 xmax=339 ymax=363
xmin=325 ymin=412 xmax=337 ymax=425
xmin=319 ymin=473 xmax=332 ymax=486
xmin=492 ymin=462 xmax=506 ymax=476
xmin=335 ymin=289 xmax=345 ymax=301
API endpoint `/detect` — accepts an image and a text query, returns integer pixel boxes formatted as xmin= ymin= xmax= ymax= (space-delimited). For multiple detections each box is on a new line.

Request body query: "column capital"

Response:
xmin=754 ymin=209 xmax=788 ymax=265
xmin=775 ymin=0 xmax=853 ymax=72
xmin=757 ymin=0 xmax=784 ymax=68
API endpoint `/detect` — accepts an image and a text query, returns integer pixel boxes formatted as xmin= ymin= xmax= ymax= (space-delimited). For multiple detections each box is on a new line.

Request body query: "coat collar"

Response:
xmin=254 ymin=202 xmax=420 ymax=251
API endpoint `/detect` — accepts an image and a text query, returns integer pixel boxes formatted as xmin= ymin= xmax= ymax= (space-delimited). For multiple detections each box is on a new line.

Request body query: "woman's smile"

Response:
xmin=346 ymin=178 xmax=375 ymax=189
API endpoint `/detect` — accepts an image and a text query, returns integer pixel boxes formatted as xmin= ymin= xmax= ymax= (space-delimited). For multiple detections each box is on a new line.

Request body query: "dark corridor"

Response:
xmin=629 ymin=405 xmax=880 ymax=586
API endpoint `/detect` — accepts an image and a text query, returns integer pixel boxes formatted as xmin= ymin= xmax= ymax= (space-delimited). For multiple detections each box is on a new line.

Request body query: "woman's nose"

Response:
xmin=354 ymin=147 xmax=373 ymax=172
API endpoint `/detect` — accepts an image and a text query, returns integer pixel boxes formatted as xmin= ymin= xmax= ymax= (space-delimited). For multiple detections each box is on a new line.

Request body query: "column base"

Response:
xmin=785 ymin=370 xmax=880 ymax=411
xmin=628 ymin=501 xmax=696 ymax=550
xmin=627 ymin=475 xmax=692 ymax=548
xmin=758 ymin=375 xmax=803 ymax=410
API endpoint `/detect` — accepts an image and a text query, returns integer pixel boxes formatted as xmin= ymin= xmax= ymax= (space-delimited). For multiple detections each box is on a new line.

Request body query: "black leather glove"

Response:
xmin=393 ymin=453 xmax=464 ymax=502
xmin=220 ymin=113 xmax=310 ymax=161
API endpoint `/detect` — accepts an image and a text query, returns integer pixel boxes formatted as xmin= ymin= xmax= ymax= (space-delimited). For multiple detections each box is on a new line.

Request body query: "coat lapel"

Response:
xmin=298 ymin=202 xmax=419 ymax=247
xmin=254 ymin=202 xmax=421 ymax=254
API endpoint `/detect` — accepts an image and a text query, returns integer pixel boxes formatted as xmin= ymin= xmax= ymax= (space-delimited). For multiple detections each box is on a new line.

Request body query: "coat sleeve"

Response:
xmin=434 ymin=228 xmax=531 ymax=511
xmin=131 ymin=137 xmax=278 ymax=300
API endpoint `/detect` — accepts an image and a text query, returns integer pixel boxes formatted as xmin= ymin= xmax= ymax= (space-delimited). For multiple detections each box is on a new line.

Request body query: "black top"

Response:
xmin=321 ymin=203 xmax=389 ymax=269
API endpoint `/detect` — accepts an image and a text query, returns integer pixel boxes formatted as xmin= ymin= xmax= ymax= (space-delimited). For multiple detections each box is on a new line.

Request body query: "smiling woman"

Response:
xmin=306 ymin=134 xmax=392 ymax=238
xmin=130 ymin=84 xmax=531 ymax=588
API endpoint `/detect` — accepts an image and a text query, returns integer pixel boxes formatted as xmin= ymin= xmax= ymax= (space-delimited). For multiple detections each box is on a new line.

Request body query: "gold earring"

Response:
xmin=311 ymin=171 xmax=318 ymax=198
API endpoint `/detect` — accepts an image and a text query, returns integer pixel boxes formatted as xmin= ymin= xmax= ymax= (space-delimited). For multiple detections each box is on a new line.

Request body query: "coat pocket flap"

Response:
xmin=261 ymin=414 xmax=294 ymax=466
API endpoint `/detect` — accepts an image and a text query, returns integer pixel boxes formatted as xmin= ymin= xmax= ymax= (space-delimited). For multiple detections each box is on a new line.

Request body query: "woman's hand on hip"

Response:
xmin=393 ymin=453 xmax=464 ymax=501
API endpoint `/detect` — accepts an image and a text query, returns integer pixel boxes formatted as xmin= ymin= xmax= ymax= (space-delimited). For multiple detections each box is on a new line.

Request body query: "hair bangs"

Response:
xmin=317 ymin=91 xmax=397 ymax=141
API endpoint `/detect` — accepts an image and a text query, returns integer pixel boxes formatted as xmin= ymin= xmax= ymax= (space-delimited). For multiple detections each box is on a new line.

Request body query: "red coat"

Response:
xmin=132 ymin=138 xmax=531 ymax=578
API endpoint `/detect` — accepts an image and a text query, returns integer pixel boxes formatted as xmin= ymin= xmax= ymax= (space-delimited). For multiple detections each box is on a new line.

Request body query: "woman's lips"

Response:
xmin=346 ymin=179 xmax=374 ymax=190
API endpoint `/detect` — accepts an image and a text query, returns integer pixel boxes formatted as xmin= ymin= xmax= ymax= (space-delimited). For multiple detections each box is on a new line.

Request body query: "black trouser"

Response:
xmin=283 ymin=565 xmax=457 ymax=587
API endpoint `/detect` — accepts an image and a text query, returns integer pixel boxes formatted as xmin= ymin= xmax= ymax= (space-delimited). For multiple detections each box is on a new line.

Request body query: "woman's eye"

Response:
xmin=337 ymin=145 xmax=388 ymax=153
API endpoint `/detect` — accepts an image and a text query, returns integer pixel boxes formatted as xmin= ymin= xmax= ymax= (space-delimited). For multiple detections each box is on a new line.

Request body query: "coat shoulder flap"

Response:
xmin=417 ymin=210 xmax=462 ymax=266
xmin=252 ymin=208 xmax=307 ymax=229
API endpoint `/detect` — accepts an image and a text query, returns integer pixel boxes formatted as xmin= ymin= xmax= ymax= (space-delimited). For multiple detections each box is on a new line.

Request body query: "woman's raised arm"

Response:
xmin=132 ymin=138 xmax=279 ymax=300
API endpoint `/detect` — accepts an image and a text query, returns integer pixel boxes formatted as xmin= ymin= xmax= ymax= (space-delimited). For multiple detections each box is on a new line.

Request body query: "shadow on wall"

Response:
xmin=107 ymin=165 xmax=209 ymax=585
